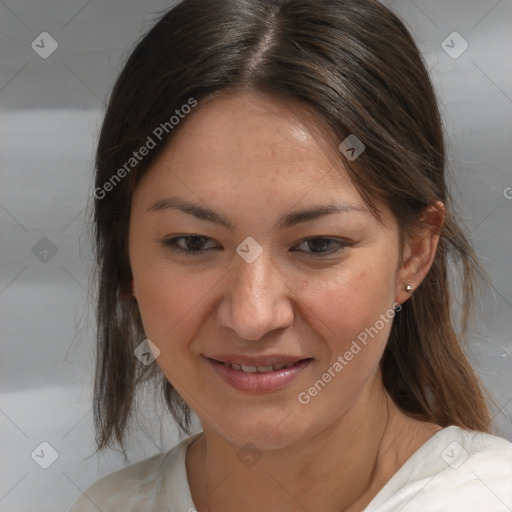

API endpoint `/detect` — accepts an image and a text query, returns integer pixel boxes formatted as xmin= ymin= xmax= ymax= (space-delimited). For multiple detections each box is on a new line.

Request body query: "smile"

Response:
xmin=221 ymin=360 xmax=305 ymax=373
xmin=205 ymin=356 xmax=314 ymax=393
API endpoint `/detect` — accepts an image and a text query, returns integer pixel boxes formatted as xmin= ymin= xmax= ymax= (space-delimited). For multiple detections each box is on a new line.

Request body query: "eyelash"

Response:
xmin=160 ymin=235 xmax=350 ymax=258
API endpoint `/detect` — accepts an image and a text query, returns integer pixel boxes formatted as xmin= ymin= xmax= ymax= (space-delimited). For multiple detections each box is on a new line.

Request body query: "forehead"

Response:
xmin=143 ymin=91 xmax=358 ymax=194
xmin=131 ymin=92 xmax=397 ymax=235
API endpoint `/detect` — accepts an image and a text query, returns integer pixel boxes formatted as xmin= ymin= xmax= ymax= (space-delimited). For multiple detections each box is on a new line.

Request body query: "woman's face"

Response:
xmin=129 ymin=92 xmax=405 ymax=449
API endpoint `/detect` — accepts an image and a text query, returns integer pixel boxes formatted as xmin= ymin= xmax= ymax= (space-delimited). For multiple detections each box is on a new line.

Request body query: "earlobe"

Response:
xmin=396 ymin=202 xmax=445 ymax=304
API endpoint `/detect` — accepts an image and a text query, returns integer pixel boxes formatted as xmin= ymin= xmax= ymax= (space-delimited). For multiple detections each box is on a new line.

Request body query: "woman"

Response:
xmin=70 ymin=0 xmax=512 ymax=510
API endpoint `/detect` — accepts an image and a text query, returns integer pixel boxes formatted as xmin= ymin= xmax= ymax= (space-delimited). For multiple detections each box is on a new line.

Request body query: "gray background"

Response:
xmin=0 ymin=0 xmax=511 ymax=510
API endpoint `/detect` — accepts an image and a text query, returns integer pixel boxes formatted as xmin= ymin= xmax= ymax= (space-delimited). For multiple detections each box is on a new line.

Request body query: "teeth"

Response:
xmin=228 ymin=361 xmax=302 ymax=373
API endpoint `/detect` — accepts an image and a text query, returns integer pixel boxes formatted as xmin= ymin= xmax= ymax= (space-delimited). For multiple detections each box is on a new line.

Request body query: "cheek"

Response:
xmin=129 ymin=224 xmax=209 ymax=342
xmin=133 ymin=265 xmax=214 ymax=397
xmin=135 ymin=264 xmax=213 ymax=343
xmin=301 ymin=255 xmax=398 ymax=361
xmin=292 ymin=265 xmax=398 ymax=422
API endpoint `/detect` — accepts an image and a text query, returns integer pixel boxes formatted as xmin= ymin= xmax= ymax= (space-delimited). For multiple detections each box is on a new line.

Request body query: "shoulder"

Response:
xmin=366 ymin=426 xmax=512 ymax=512
xmin=68 ymin=433 xmax=201 ymax=512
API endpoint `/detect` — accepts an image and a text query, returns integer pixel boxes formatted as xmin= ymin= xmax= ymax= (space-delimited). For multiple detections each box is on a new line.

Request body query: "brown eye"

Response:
xmin=161 ymin=235 xmax=220 ymax=256
xmin=292 ymin=238 xmax=349 ymax=257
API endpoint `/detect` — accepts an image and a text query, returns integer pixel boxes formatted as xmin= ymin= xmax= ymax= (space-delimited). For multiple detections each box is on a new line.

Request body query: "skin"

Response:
xmin=128 ymin=91 xmax=445 ymax=512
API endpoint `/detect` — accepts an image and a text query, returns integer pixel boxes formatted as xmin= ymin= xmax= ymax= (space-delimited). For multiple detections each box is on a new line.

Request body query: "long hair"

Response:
xmin=91 ymin=0 xmax=492 ymax=455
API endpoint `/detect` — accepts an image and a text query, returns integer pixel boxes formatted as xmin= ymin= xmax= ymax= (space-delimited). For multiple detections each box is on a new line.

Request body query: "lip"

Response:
xmin=206 ymin=354 xmax=308 ymax=367
xmin=204 ymin=355 xmax=314 ymax=393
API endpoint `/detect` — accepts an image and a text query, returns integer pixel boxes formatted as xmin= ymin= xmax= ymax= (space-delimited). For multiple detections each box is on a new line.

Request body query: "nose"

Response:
xmin=216 ymin=252 xmax=295 ymax=341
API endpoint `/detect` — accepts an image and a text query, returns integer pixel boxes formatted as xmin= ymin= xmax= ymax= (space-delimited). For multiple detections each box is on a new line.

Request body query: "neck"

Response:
xmin=185 ymin=375 xmax=429 ymax=512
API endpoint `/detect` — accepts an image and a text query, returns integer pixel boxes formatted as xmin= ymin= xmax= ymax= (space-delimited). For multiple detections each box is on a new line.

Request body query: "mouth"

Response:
xmin=209 ymin=358 xmax=312 ymax=373
xmin=204 ymin=355 xmax=314 ymax=393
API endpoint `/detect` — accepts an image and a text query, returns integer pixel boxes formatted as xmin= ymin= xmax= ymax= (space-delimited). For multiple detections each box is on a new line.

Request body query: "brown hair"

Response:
xmin=91 ymin=0 xmax=493 ymax=456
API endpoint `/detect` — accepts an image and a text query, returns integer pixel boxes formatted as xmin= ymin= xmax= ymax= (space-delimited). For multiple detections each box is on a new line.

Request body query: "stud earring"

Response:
xmin=406 ymin=284 xmax=413 ymax=293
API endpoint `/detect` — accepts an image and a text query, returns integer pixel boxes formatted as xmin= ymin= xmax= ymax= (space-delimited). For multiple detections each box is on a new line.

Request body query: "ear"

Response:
xmin=395 ymin=202 xmax=445 ymax=305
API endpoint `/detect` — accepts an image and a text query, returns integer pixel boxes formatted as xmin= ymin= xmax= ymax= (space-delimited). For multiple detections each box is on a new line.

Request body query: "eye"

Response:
xmin=159 ymin=235 xmax=350 ymax=258
xmin=160 ymin=235 xmax=220 ymax=256
xmin=292 ymin=237 xmax=349 ymax=257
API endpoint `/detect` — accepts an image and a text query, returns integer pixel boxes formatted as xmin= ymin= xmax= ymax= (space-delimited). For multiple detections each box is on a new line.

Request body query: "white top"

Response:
xmin=69 ymin=426 xmax=512 ymax=511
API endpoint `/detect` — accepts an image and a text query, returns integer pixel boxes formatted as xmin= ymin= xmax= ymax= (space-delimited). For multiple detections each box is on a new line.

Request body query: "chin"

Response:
xmin=208 ymin=406 xmax=314 ymax=451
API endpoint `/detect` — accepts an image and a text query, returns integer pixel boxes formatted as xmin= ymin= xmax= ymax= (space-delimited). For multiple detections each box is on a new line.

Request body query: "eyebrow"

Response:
xmin=147 ymin=196 xmax=366 ymax=230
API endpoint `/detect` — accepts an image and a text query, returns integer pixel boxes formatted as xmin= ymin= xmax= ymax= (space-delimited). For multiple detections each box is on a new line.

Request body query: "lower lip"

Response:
xmin=206 ymin=357 xmax=313 ymax=393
